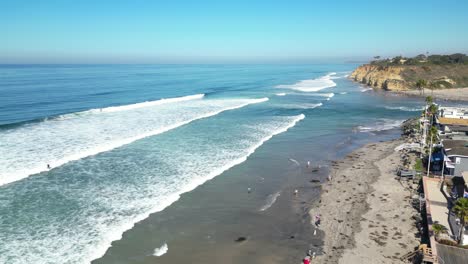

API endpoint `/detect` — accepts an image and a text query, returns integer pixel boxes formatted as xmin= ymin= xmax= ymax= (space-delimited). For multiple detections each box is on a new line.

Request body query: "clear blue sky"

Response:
xmin=1 ymin=0 xmax=468 ymax=63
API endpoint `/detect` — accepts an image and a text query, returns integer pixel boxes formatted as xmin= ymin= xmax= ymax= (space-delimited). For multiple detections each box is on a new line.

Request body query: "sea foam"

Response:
xmin=153 ymin=243 xmax=168 ymax=257
xmin=275 ymin=73 xmax=337 ymax=92
xmin=356 ymin=119 xmax=405 ymax=132
xmin=280 ymin=103 xmax=323 ymax=110
xmin=384 ymin=106 xmax=423 ymax=112
xmin=0 ymin=95 xmax=268 ymax=186
xmin=0 ymin=114 xmax=305 ymax=264
xmin=259 ymin=191 xmax=281 ymax=211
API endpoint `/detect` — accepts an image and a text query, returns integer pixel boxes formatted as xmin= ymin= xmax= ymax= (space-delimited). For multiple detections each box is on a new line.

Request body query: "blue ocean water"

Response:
xmin=0 ymin=64 xmax=423 ymax=263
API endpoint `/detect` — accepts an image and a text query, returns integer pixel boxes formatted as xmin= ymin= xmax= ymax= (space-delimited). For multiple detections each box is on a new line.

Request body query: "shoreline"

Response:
xmin=348 ymin=75 xmax=468 ymax=102
xmin=392 ymin=87 xmax=468 ymax=102
xmin=311 ymin=130 xmax=420 ymax=263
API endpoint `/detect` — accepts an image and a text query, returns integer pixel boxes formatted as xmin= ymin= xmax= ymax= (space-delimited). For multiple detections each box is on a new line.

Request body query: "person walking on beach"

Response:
xmin=314 ymin=214 xmax=321 ymax=227
xmin=303 ymin=256 xmax=311 ymax=264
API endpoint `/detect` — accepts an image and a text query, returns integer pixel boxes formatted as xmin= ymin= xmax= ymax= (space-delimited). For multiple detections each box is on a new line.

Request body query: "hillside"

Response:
xmin=350 ymin=54 xmax=468 ymax=91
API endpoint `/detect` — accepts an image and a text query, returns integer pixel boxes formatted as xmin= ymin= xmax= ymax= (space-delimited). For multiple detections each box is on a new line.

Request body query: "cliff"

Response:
xmin=350 ymin=65 xmax=406 ymax=91
xmin=350 ymin=64 xmax=468 ymax=91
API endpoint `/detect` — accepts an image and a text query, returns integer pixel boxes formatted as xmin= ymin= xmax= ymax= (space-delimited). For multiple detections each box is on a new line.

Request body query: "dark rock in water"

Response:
xmin=235 ymin=236 xmax=247 ymax=242
xmin=310 ymin=179 xmax=320 ymax=183
xmin=290 ymin=235 xmax=295 ymax=239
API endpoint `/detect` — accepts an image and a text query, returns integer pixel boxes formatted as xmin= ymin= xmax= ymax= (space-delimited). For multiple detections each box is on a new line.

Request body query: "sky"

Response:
xmin=1 ymin=0 xmax=468 ymax=63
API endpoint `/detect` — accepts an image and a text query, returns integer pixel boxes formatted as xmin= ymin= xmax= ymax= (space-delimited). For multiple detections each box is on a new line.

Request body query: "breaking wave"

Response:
xmin=384 ymin=106 xmax=423 ymax=112
xmin=356 ymin=119 xmax=405 ymax=132
xmin=0 ymin=114 xmax=305 ymax=264
xmin=279 ymin=103 xmax=323 ymax=110
xmin=275 ymin=73 xmax=337 ymax=92
xmin=0 ymin=96 xmax=268 ymax=186
xmin=360 ymin=87 xmax=373 ymax=92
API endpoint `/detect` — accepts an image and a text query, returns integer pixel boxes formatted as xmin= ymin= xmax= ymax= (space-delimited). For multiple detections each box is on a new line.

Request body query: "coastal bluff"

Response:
xmin=350 ymin=64 xmax=407 ymax=91
xmin=349 ymin=54 xmax=468 ymax=91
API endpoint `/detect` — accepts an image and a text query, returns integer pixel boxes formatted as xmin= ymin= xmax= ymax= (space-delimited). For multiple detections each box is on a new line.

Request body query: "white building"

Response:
xmin=439 ymin=107 xmax=468 ymax=119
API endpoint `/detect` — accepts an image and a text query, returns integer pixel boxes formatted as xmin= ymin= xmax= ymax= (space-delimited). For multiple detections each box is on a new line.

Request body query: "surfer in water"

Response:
xmin=47 ymin=164 xmax=51 ymax=169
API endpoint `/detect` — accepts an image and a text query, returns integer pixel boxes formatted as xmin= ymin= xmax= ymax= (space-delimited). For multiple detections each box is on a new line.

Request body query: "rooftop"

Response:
xmin=439 ymin=117 xmax=468 ymax=126
xmin=442 ymin=140 xmax=468 ymax=156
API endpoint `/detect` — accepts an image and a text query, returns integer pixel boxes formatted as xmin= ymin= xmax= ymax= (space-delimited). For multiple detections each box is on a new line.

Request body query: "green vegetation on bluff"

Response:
xmin=371 ymin=53 xmax=468 ymax=67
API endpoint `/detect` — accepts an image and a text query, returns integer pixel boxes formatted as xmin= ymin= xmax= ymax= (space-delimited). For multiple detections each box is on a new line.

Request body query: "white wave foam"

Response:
xmin=360 ymin=87 xmax=373 ymax=92
xmin=153 ymin=243 xmax=168 ymax=257
xmin=276 ymin=93 xmax=286 ymax=96
xmin=84 ymin=114 xmax=305 ymax=263
xmin=275 ymin=73 xmax=337 ymax=92
xmin=88 ymin=94 xmax=205 ymax=114
xmin=0 ymin=114 xmax=305 ymax=264
xmin=384 ymin=106 xmax=423 ymax=112
xmin=280 ymin=103 xmax=322 ymax=110
xmin=287 ymin=92 xmax=334 ymax=98
xmin=356 ymin=119 xmax=405 ymax=132
xmin=339 ymin=92 xmax=347 ymax=95
xmin=314 ymin=93 xmax=334 ymax=98
xmin=289 ymin=158 xmax=300 ymax=166
xmin=0 ymin=97 xmax=268 ymax=186
xmin=259 ymin=191 xmax=281 ymax=211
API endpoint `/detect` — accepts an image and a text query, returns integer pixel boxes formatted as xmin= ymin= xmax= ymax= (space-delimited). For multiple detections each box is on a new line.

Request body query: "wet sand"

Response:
xmin=311 ymin=138 xmax=420 ymax=263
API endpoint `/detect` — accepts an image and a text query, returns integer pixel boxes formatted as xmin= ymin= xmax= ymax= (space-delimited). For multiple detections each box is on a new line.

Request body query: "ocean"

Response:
xmin=0 ymin=64 xmax=424 ymax=263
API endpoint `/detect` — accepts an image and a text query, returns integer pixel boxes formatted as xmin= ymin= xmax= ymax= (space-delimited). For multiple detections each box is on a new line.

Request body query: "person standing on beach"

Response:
xmin=303 ymin=256 xmax=311 ymax=264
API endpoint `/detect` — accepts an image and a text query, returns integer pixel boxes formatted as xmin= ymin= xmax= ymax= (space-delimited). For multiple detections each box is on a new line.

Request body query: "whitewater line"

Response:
xmin=87 ymin=113 xmax=305 ymax=263
xmin=0 ymin=97 xmax=269 ymax=186
xmin=52 ymin=94 xmax=206 ymax=120
xmin=275 ymin=72 xmax=337 ymax=92
xmin=87 ymin=94 xmax=205 ymax=113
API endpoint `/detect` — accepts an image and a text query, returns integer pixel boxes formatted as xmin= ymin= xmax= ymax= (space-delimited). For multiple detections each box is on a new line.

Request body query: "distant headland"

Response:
xmin=350 ymin=53 xmax=468 ymax=92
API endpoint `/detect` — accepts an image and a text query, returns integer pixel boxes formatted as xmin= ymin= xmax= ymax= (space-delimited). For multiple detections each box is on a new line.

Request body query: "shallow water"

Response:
xmin=0 ymin=64 xmax=427 ymax=263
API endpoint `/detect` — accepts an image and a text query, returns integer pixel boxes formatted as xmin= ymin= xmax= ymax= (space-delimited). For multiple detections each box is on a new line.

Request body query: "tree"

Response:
xmin=428 ymin=104 xmax=438 ymax=116
xmin=453 ymin=197 xmax=468 ymax=245
xmin=428 ymin=125 xmax=438 ymax=144
xmin=393 ymin=56 xmax=403 ymax=64
xmin=432 ymin=223 xmax=448 ymax=240
xmin=425 ymin=95 xmax=433 ymax=105
xmin=417 ymin=79 xmax=428 ymax=95
xmin=374 ymin=56 xmax=381 ymax=60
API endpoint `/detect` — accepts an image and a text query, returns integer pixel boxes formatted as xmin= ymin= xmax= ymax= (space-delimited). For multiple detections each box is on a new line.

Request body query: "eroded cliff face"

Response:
xmin=349 ymin=65 xmax=408 ymax=91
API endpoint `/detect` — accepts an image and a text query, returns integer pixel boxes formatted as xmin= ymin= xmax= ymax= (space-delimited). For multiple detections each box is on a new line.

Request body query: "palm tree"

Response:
xmin=416 ymin=79 xmax=427 ymax=95
xmin=428 ymin=104 xmax=438 ymax=117
xmin=425 ymin=95 xmax=433 ymax=105
xmin=453 ymin=198 xmax=468 ymax=245
xmin=432 ymin=223 xmax=448 ymax=240
xmin=428 ymin=126 xmax=438 ymax=144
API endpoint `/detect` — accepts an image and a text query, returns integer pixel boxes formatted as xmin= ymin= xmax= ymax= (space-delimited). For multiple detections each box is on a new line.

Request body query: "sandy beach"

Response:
xmin=394 ymin=87 xmax=468 ymax=101
xmin=311 ymin=137 xmax=420 ymax=263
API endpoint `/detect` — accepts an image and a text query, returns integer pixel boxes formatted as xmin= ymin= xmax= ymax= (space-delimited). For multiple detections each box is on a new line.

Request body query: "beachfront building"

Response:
xmin=439 ymin=107 xmax=468 ymax=120
xmin=441 ymin=140 xmax=468 ymax=177
xmin=437 ymin=107 xmax=468 ymax=137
